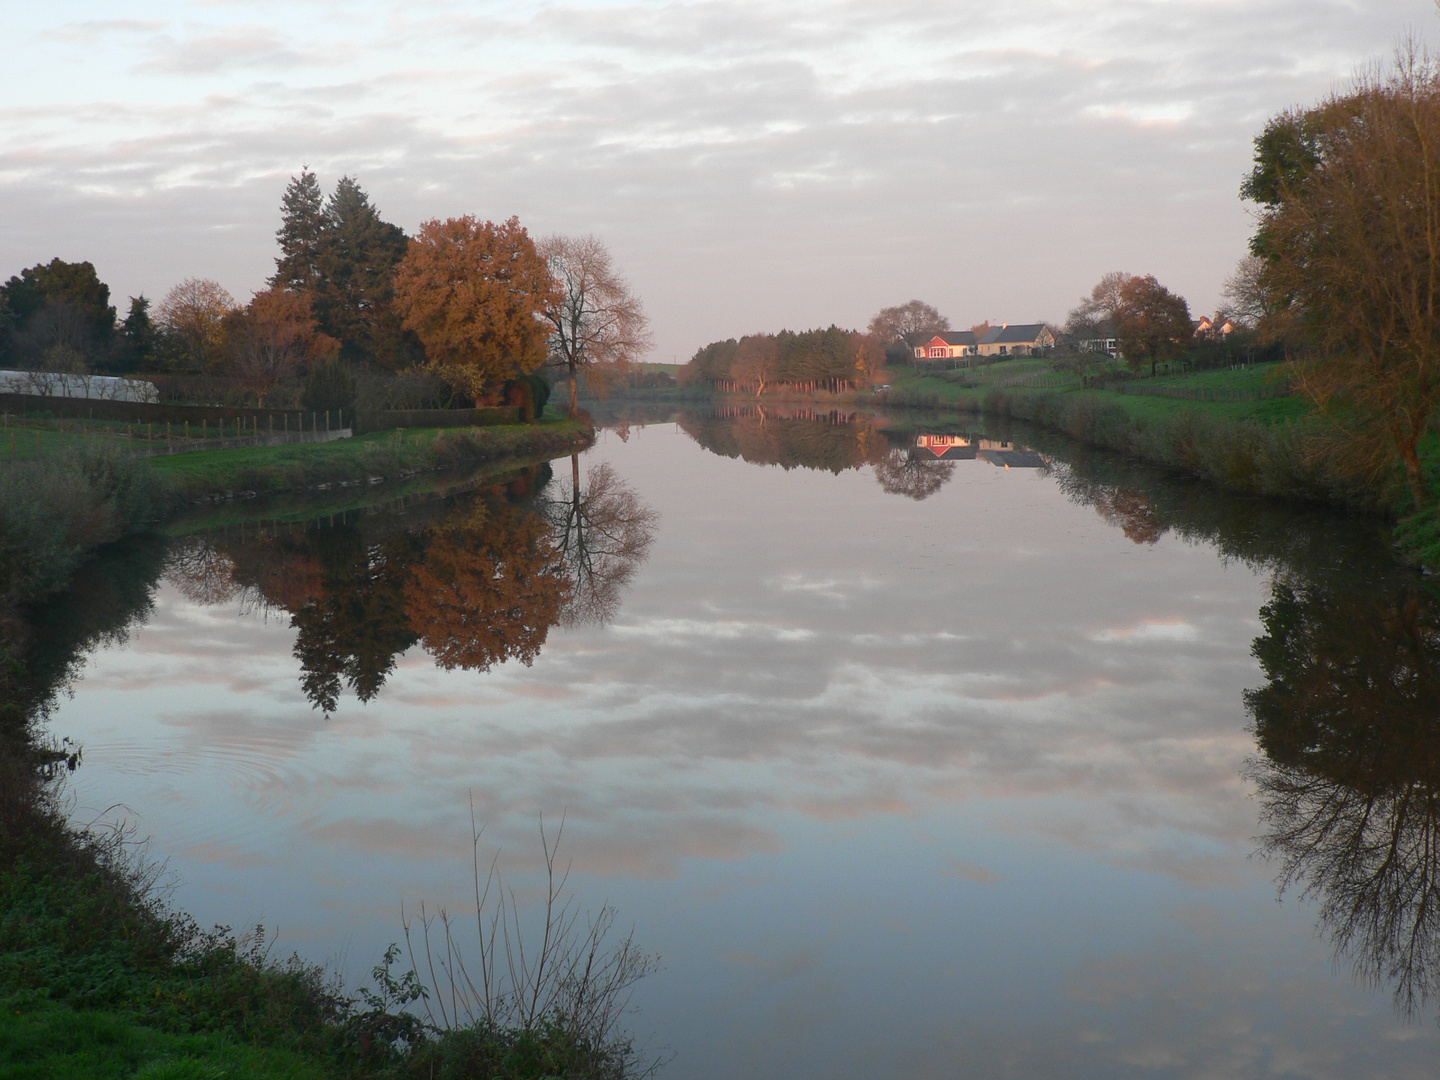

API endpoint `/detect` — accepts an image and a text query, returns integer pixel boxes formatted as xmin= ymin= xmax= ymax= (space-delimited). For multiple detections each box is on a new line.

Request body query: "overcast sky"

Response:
xmin=2 ymin=1 xmax=1432 ymax=362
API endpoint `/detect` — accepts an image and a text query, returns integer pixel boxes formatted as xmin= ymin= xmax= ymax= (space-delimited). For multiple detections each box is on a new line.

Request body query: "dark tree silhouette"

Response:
xmin=873 ymin=447 xmax=955 ymax=501
xmin=1246 ymin=578 xmax=1440 ymax=1018
xmin=540 ymin=456 xmax=657 ymax=627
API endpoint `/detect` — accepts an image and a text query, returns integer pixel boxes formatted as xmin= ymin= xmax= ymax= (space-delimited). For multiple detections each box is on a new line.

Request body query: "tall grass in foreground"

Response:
xmin=0 ymin=448 xmax=173 ymax=609
xmin=0 ymin=774 xmax=662 ymax=1079
xmin=399 ymin=814 xmax=663 ymax=1080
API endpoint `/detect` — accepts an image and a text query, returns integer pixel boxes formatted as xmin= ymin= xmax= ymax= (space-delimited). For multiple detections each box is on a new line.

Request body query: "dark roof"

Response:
xmin=928 ymin=331 xmax=976 ymax=346
xmin=981 ymin=323 xmax=1049 ymax=344
xmin=978 ymin=449 xmax=1045 ymax=469
xmin=1076 ymin=319 xmax=1118 ymax=339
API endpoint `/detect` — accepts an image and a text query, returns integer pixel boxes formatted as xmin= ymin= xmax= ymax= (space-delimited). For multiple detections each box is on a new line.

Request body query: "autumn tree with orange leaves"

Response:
xmin=405 ymin=501 xmax=570 ymax=670
xmin=225 ymin=288 xmax=338 ymax=405
xmin=392 ymin=216 xmax=559 ymax=404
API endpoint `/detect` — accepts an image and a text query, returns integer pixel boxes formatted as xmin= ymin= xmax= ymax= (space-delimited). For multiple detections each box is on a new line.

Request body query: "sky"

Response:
xmin=1 ymin=0 xmax=1433 ymax=362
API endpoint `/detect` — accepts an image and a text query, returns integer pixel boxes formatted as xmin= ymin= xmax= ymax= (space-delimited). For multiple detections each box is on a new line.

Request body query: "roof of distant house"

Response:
xmin=980 ymin=323 xmax=1049 ymax=344
xmin=928 ymin=331 xmax=977 ymax=346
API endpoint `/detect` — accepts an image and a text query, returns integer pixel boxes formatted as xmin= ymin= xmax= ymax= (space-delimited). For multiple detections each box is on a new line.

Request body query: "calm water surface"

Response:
xmin=42 ymin=411 xmax=1440 ymax=1078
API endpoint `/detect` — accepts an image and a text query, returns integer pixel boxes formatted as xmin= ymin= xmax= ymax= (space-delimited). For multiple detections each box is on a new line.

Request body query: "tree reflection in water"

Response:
xmin=676 ymin=406 xmax=968 ymax=501
xmin=676 ymin=406 xmax=889 ymax=475
xmin=1039 ymin=430 xmax=1440 ymax=1018
xmin=539 ymin=454 xmax=658 ymax=627
xmin=873 ymin=447 xmax=955 ymax=501
xmin=163 ymin=462 xmax=655 ymax=712
xmin=1245 ymin=578 xmax=1440 ymax=1018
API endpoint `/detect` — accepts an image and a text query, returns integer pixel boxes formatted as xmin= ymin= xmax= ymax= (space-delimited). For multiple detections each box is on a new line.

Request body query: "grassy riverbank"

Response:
xmin=0 ymin=781 xmax=648 ymax=1079
xmin=0 ymin=414 xmax=593 ymax=627
xmin=657 ymin=357 xmax=1440 ymax=567
xmin=875 ymin=362 xmax=1440 ymax=568
xmin=149 ymin=414 xmax=592 ymax=502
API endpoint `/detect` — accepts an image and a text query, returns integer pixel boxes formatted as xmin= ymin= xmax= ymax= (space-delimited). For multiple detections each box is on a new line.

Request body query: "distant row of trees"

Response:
xmin=681 ymin=326 xmax=884 ymax=395
xmin=0 ymin=172 xmax=652 ymax=414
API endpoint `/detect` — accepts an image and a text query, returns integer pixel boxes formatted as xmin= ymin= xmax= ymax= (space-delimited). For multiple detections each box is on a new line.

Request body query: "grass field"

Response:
xmin=885 ymin=359 xmax=1312 ymax=425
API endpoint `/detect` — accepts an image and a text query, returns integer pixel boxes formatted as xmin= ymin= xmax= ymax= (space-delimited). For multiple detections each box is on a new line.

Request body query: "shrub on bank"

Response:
xmin=971 ymin=388 xmax=1383 ymax=510
xmin=0 ymin=449 xmax=173 ymax=609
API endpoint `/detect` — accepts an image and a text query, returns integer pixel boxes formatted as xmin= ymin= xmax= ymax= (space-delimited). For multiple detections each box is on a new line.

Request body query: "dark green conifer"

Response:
xmin=118 ymin=295 xmax=157 ymax=372
xmin=314 ymin=176 xmax=408 ymax=364
xmin=270 ymin=168 xmax=326 ymax=293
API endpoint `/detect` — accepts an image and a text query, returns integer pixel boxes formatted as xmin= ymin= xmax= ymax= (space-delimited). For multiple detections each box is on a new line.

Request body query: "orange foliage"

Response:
xmin=405 ymin=505 xmax=570 ymax=671
xmin=392 ymin=216 xmax=559 ymax=402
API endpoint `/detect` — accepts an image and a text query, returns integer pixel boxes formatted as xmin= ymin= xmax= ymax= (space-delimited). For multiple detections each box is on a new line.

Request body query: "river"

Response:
xmin=32 ymin=407 xmax=1440 ymax=1078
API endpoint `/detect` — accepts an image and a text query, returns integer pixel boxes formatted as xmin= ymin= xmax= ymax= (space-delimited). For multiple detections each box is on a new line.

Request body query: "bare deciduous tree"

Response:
xmin=539 ymin=235 xmax=653 ymax=416
xmin=1220 ymin=254 xmax=1275 ymax=328
xmin=1064 ymin=271 xmax=1130 ymax=337
xmin=873 ymin=447 xmax=956 ymax=501
xmin=867 ymin=300 xmax=949 ymax=343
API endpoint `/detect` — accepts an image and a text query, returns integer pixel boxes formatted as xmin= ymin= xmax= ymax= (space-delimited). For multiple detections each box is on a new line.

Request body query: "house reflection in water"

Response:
xmin=914 ymin=434 xmax=1044 ymax=469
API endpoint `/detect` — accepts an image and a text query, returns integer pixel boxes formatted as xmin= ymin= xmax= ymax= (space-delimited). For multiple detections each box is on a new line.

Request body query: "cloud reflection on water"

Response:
xmin=51 ymin=420 xmax=1440 ymax=1076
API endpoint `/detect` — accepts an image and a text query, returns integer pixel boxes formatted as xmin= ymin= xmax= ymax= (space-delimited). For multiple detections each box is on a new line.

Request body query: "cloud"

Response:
xmin=2 ymin=0 xmax=1431 ymax=363
xmin=135 ymin=27 xmax=338 ymax=76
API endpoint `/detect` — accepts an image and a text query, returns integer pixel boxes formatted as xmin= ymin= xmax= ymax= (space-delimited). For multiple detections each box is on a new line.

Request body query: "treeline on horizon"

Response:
xmin=682 ymin=326 xmax=885 ymax=393
xmin=0 ymin=171 xmax=647 ymax=414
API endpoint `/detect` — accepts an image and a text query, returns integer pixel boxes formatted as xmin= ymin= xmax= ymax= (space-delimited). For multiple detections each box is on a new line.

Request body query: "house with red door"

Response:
xmin=912 ymin=331 xmax=977 ymax=361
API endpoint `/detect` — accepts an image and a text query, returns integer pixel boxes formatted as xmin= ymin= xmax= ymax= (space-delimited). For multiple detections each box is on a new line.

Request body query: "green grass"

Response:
xmin=147 ymin=416 xmax=591 ymax=500
xmin=0 ymin=1003 xmax=327 ymax=1080
xmin=887 ymin=366 xmax=1312 ymax=425
xmin=1143 ymin=361 xmax=1288 ymax=391
xmin=0 ymin=416 xmax=262 ymax=463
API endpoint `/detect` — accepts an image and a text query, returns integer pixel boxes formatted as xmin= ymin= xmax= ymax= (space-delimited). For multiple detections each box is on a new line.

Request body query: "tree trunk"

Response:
xmin=1400 ymin=436 xmax=1431 ymax=507
xmin=569 ymin=362 xmax=579 ymax=416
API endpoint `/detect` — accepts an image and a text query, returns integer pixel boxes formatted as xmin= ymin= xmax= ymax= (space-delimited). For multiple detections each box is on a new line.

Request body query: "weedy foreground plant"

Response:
xmin=0 ymin=747 xmax=661 ymax=1080
xmin=397 ymin=812 xmax=663 ymax=1080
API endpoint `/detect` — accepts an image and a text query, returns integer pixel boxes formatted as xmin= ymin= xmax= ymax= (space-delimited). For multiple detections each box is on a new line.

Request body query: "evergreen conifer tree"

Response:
xmin=314 ymin=176 xmax=408 ymax=364
xmin=270 ymin=169 xmax=326 ymax=293
xmin=118 ymin=295 xmax=157 ymax=372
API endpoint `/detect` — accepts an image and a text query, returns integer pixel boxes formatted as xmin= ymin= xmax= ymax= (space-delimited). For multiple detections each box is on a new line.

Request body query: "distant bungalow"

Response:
xmin=915 ymin=434 xmax=1044 ymax=468
xmin=915 ymin=433 xmax=977 ymax=459
xmin=914 ymin=323 xmax=1055 ymax=361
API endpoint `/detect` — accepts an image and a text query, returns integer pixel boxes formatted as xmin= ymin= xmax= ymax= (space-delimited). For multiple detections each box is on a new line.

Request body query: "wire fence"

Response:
xmin=0 ymin=411 xmax=352 ymax=463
